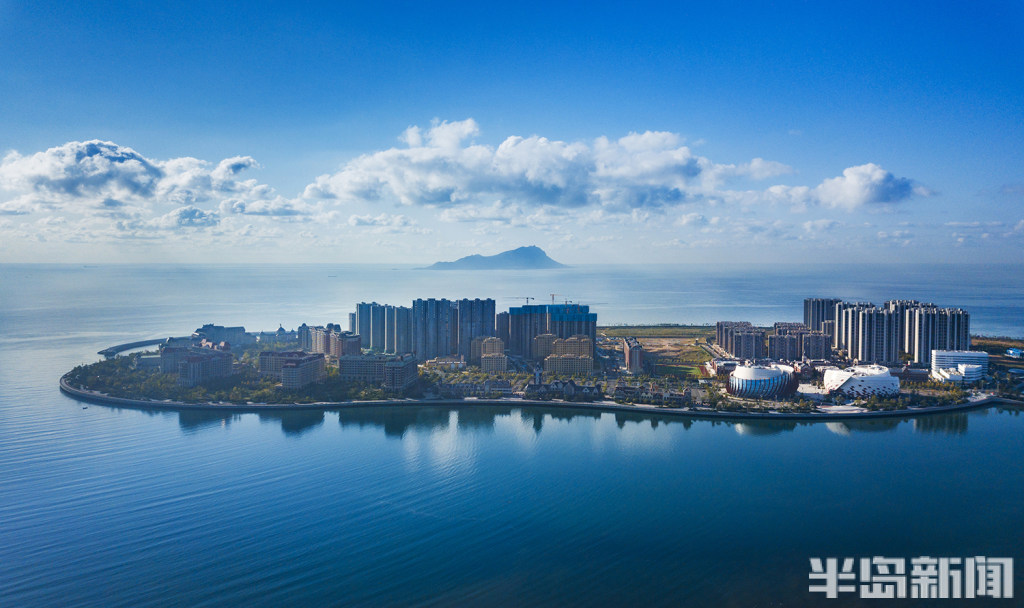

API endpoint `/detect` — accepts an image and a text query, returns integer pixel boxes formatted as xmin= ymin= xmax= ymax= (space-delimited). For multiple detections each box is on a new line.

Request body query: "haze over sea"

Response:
xmin=2 ymin=263 xmax=1022 ymax=607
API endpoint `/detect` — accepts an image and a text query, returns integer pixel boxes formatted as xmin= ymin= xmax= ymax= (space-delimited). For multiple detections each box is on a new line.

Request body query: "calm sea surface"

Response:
xmin=1 ymin=264 xmax=1022 ymax=607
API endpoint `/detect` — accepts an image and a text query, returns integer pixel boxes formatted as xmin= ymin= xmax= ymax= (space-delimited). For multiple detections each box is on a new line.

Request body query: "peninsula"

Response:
xmin=425 ymin=245 xmax=565 ymax=270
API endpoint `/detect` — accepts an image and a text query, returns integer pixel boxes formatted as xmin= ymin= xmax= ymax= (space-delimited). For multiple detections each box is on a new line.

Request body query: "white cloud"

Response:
xmin=303 ymin=120 xmax=803 ymax=211
xmin=150 ymin=206 xmax=220 ymax=229
xmin=346 ymin=213 xmax=427 ymax=234
xmin=813 ymin=163 xmax=917 ymax=209
xmin=0 ymin=140 xmax=290 ymax=215
xmin=802 ymin=219 xmax=839 ymax=232
xmin=676 ymin=212 xmax=708 ymax=226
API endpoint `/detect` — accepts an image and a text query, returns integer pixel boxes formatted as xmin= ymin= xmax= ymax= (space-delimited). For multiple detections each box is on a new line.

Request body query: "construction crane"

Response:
xmin=550 ymin=293 xmax=564 ymax=304
xmin=507 ymin=296 xmax=535 ymax=304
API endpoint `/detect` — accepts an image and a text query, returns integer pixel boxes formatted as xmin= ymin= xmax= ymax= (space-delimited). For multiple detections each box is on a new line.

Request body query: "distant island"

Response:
xmin=425 ymin=246 xmax=565 ymax=270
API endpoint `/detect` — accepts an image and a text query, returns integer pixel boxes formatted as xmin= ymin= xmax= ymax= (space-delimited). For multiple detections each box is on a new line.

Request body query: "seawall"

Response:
xmin=59 ymin=372 xmax=1021 ymax=421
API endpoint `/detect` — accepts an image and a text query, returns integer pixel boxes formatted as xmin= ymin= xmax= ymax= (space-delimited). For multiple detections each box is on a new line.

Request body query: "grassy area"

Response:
xmin=599 ymin=325 xmax=714 ymax=339
xmin=653 ymin=363 xmax=702 ymax=379
xmin=971 ymin=336 xmax=1024 ymax=368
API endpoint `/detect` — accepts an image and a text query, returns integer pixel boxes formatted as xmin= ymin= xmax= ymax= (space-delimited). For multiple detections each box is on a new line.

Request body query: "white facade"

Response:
xmin=822 ymin=364 xmax=899 ymax=398
xmin=930 ymin=350 xmax=988 ymax=376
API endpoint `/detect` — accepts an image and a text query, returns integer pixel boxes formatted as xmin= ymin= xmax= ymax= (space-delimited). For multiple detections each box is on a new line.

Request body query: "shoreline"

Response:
xmin=59 ymin=372 xmax=1022 ymax=421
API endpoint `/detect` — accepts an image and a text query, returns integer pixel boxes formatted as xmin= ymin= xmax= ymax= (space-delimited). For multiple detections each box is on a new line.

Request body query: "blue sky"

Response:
xmin=1 ymin=1 xmax=1022 ymax=263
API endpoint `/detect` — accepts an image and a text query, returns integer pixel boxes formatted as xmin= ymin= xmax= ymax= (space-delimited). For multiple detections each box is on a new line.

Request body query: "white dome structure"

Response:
xmin=728 ymin=364 xmax=796 ymax=399
xmin=822 ymin=365 xmax=899 ymax=398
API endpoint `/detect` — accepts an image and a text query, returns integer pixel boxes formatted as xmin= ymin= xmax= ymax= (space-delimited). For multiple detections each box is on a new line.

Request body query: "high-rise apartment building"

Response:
xmin=907 ymin=307 xmax=970 ymax=364
xmin=509 ymin=304 xmax=551 ymax=357
xmin=716 ymin=321 xmax=753 ymax=354
xmin=412 ymin=298 xmax=456 ymax=360
xmin=850 ymin=307 xmax=899 ymax=365
xmin=767 ymin=333 xmax=800 ymax=361
xmin=801 ymin=332 xmax=832 ymax=360
xmin=456 ymin=298 xmax=496 ymax=359
xmin=733 ymin=330 xmax=766 ymax=360
xmin=803 ymin=298 xmax=842 ymax=333
xmin=834 ymin=302 xmax=873 ymax=351
xmin=495 ymin=312 xmax=510 ymax=348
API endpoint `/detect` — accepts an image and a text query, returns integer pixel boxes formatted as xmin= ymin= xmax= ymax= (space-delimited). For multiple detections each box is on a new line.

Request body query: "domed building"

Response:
xmin=822 ymin=365 xmax=899 ymax=398
xmin=727 ymin=364 xmax=797 ymax=399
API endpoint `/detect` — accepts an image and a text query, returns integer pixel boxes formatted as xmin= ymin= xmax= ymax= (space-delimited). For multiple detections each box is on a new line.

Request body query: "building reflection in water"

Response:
xmin=174 ymin=403 xmax=975 ymax=438
xmin=913 ymin=412 xmax=968 ymax=435
xmin=258 ymin=410 xmax=325 ymax=436
xmin=177 ymin=410 xmax=239 ymax=433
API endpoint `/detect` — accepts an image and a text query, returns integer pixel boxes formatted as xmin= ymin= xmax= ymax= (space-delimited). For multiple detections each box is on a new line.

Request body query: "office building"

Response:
xmin=930 ymin=350 xmax=988 ymax=383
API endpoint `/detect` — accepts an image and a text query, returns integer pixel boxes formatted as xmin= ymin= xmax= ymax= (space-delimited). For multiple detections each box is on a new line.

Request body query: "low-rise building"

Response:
xmin=260 ymin=351 xmax=326 ymax=388
xmin=930 ymin=350 xmax=989 ymax=382
xmin=524 ymin=380 xmax=602 ymax=401
xmin=532 ymin=333 xmax=557 ymax=360
xmin=176 ymin=350 xmax=234 ymax=387
xmin=338 ymin=353 xmax=418 ymax=390
xmin=480 ymin=353 xmax=508 ymax=373
xmin=422 ymin=355 xmax=465 ymax=371
xmin=281 ymin=354 xmax=327 ymax=389
xmin=543 ymin=354 xmax=594 ymax=376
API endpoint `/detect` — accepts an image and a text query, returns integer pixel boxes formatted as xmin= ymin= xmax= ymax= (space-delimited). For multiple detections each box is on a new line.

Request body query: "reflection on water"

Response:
xmin=732 ymin=420 xmax=799 ymax=436
xmin=258 ymin=410 xmax=325 ymax=436
xmin=163 ymin=404 xmax=992 ymax=438
xmin=177 ymin=410 xmax=238 ymax=433
xmin=913 ymin=412 xmax=968 ymax=435
xmin=339 ymin=406 xmax=453 ymax=438
xmin=826 ymin=418 xmax=902 ymax=436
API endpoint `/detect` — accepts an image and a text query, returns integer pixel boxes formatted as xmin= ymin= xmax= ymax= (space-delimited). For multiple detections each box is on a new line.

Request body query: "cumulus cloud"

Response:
xmin=767 ymin=163 xmax=926 ymax=211
xmin=303 ymin=119 xmax=797 ymax=211
xmin=0 ymin=140 xmax=291 ymax=216
xmin=151 ymin=206 xmax=220 ymax=229
xmin=0 ymin=140 xmax=317 ymax=242
xmin=802 ymin=219 xmax=839 ymax=232
xmin=813 ymin=163 xmax=919 ymax=209
xmin=346 ymin=213 xmax=427 ymax=234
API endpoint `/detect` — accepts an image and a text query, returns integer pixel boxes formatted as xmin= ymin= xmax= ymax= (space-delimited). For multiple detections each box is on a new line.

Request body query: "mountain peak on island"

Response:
xmin=425 ymin=246 xmax=565 ymax=270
